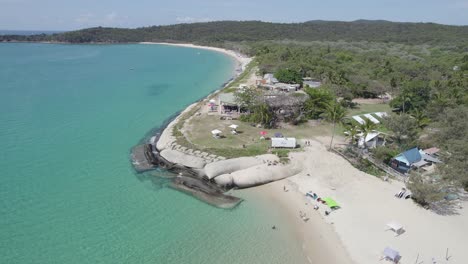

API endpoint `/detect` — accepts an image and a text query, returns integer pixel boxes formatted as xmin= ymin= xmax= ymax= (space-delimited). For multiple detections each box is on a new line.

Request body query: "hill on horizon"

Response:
xmin=1 ymin=20 xmax=467 ymax=46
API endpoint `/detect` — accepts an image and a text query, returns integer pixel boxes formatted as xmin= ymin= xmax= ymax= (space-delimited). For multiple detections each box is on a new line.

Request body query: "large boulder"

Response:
xmin=205 ymin=154 xmax=278 ymax=179
xmin=215 ymin=157 xmax=303 ymax=188
xmin=160 ymin=149 xmax=206 ymax=169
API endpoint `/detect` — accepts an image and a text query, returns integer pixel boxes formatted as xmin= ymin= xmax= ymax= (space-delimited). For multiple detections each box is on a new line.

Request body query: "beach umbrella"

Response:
xmin=274 ymin=132 xmax=283 ymax=138
xmin=211 ymin=129 xmax=222 ymax=135
xmin=229 ymin=124 xmax=238 ymax=130
xmin=260 ymin=131 xmax=267 ymax=136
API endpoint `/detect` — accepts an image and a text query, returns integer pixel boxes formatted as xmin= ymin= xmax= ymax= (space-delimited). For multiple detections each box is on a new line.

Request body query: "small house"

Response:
xmin=218 ymin=93 xmax=239 ymax=114
xmin=390 ymin=147 xmax=442 ymax=174
xmin=357 ymin=132 xmax=386 ymax=149
xmin=271 ymin=137 xmax=297 ymax=148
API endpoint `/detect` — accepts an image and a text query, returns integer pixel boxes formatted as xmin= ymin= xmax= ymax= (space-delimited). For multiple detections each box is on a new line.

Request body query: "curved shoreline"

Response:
xmin=130 ymin=43 xmax=357 ymax=264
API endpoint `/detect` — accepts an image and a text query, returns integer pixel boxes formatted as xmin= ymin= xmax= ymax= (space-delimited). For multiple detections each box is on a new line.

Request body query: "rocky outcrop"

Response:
xmin=214 ymin=157 xmax=303 ymax=188
xmin=169 ymin=176 xmax=242 ymax=209
xmin=160 ymin=149 xmax=206 ymax=169
xmin=204 ymin=154 xmax=279 ymax=179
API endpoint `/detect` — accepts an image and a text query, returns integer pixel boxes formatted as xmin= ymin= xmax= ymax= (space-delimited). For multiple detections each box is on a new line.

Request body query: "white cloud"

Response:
xmin=175 ymin=16 xmax=213 ymax=23
xmin=74 ymin=11 xmax=128 ymax=27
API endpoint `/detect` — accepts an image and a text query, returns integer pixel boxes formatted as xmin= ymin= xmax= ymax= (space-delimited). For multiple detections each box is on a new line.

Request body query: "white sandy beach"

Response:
xmin=239 ymin=140 xmax=468 ymax=264
xmin=140 ymin=42 xmax=252 ymax=72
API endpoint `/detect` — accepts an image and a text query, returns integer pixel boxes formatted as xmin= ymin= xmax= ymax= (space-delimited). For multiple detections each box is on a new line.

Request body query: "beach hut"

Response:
xmin=382 ymin=247 xmax=401 ymax=263
xmin=211 ymin=129 xmax=222 ymax=139
xmin=386 ymin=221 xmax=405 ymax=236
xmin=323 ymin=197 xmax=340 ymax=210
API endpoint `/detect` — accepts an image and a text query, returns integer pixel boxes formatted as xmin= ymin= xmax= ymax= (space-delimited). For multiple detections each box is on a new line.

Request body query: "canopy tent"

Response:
xmin=323 ymin=197 xmax=340 ymax=209
xmin=228 ymin=124 xmax=238 ymax=130
xmin=382 ymin=247 xmax=401 ymax=263
xmin=259 ymin=131 xmax=267 ymax=136
xmin=211 ymin=129 xmax=222 ymax=135
xmin=386 ymin=221 xmax=404 ymax=235
xmin=209 ymin=99 xmax=216 ymax=103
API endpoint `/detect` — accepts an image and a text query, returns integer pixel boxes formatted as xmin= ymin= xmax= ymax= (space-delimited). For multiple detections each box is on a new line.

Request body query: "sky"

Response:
xmin=1 ymin=0 xmax=468 ymax=30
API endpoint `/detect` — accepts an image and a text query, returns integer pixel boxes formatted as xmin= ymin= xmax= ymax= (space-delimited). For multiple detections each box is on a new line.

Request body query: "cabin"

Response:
xmin=390 ymin=147 xmax=442 ymax=174
xmin=218 ymin=93 xmax=240 ymax=117
xmin=357 ymin=132 xmax=387 ymax=149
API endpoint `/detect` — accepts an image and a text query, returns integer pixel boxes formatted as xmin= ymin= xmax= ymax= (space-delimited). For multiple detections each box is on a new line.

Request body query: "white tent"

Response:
xmin=382 ymin=247 xmax=401 ymax=263
xmin=211 ymin=129 xmax=222 ymax=135
xmin=228 ymin=124 xmax=238 ymax=130
xmin=386 ymin=221 xmax=404 ymax=235
xmin=209 ymin=99 xmax=216 ymax=103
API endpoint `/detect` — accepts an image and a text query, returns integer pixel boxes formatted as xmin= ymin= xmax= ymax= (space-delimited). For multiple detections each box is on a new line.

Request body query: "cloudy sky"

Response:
xmin=1 ymin=0 xmax=468 ymax=30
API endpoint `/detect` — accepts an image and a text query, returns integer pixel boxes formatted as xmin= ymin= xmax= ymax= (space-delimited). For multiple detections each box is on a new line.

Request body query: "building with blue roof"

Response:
xmin=390 ymin=147 xmax=442 ymax=174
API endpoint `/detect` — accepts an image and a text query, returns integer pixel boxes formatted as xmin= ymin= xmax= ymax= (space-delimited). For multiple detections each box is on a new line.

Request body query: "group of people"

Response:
xmin=304 ymin=140 xmax=312 ymax=146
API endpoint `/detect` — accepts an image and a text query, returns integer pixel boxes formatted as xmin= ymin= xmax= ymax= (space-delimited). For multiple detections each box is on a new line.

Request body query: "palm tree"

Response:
xmin=323 ymin=102 xmax=347 ymax=149
xmin=401 ymin=94 xmax=412 ymax=114
xmin=344 ymin=124 xmax=360 ymax=146
xmin=358 ymin=119 xmax=378 ymax=149
xmin=411 ymin=109 xmax=430 ymax=129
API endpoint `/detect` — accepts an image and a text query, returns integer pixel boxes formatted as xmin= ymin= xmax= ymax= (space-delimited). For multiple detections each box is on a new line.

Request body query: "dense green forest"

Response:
xmin=1 ymin=20 xmax=468 ymax=46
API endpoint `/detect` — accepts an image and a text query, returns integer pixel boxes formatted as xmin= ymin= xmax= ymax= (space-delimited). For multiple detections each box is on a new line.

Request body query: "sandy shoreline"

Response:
xmin=238 ymin=140 xmax=468 ymax=264
xmin=140 ymin=42 xmax=252 ymax=72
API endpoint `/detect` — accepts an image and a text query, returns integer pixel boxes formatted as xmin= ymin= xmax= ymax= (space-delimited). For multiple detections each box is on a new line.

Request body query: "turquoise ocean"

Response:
xmin=0 ymin=43 xmax=306 ymax=263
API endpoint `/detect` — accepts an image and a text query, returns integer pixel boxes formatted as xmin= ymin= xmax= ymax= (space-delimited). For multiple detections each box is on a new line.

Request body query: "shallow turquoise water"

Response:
xmin=0 ymin=43 xmax=306 ymax=263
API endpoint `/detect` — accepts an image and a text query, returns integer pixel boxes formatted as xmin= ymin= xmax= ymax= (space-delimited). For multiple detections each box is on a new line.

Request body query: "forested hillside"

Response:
xmin=1 ymin=20 xmax=468 ymax=46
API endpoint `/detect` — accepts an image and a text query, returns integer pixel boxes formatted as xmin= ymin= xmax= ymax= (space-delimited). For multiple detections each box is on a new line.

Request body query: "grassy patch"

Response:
xmin=347 ymin=103 xmax=391 ymax=117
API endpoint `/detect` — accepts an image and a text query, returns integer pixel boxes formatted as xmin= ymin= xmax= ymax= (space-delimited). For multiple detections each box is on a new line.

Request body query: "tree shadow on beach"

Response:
xmin=430 ymin=192 xmax=467 ymax=216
